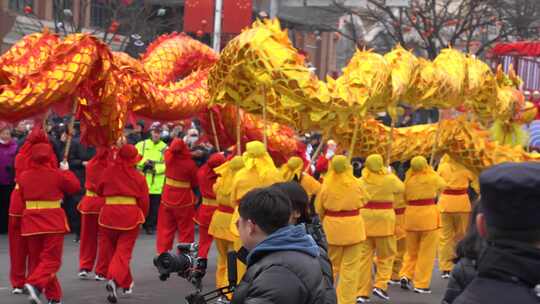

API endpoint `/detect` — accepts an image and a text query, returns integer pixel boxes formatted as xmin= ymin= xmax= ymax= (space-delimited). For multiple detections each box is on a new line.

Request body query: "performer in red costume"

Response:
xmin=8 ymin=128 xmax=57 ymax=295
xmin=96 ymin=144 xmax=149 ymax=303
xmin=78 ymin=147 xmax=109 ymax=281
xmin=21 ymin=143 xmax=81 ymax=304
xmin=156 ymin=138 xmax=198 ymax=254
xmin=193 ymin=153 xmax=226 ymax=274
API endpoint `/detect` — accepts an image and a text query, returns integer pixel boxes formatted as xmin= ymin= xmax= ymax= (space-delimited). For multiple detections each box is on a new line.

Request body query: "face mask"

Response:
xmin=187 ymin=136 xmax=198 ymax=144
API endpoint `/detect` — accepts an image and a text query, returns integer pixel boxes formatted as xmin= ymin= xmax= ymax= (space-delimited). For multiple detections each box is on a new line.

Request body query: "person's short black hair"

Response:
xmin=271 ymin=182 xmax=309 ymax=224
xmin=238 ymin=187 xmax=292 ymax=235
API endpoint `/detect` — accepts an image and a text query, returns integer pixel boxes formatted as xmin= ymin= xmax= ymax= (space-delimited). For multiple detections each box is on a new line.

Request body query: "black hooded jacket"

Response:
xmin=454 ymin=240 xmax=540 ymax=304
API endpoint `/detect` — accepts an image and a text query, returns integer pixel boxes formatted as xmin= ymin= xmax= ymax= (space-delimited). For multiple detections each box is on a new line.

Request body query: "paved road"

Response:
xmin=0 ymin=233 xmax=447 ymax=304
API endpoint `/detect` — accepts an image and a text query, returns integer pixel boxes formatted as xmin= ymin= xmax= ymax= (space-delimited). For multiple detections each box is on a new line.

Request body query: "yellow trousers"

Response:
xmin=214 ymin=238 xmax=234 ymax=289
xmin=439 ymin=213 xmax=469 ymax=272
xmin=329 ymin=243 xmax=363 ymax=304
xmin=399 ymin=230 xmax=439 ymax=289
xmin=391 ymin=237 xmax=406 ymax=281
xmin=357 ymin=236 xmax=396 ymax=297
xmin=233 ymin=237 xmax=246 ymax=284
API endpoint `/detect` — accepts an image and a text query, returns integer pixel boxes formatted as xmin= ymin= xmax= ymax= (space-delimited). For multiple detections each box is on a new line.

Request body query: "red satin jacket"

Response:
xmin=97 ymin=162 xmax=149 ymax=230
xmin=19 ymin=166 xmax=80 ymax=236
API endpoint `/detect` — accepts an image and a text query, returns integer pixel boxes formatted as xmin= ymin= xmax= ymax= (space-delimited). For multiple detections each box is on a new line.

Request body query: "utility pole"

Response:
xmin=269 ymin=0 xmax=279 ymax=18
xmin=213 ymin=0 xmax=223 ymax=52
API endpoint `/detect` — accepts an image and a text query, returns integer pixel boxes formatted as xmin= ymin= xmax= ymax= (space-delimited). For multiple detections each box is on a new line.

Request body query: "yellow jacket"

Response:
xmin=359 ymin=167 xmax=404 ymax=237
xmin=280 ymin=156 xmax=321 ymax=197
xmin=299 ymin=173 xmax=321 ymax=197
xmin=229 ymin=141 xmax=282 ymax=237
xmin=208 ymin=156 xmax=244 ymax=242
xmin=404 ymin=157 xmax=446 ymax=231
xmin=315 ymin=155 xmax=368 ymax=246
xmin=437 ymin=155 xmax=478 ymax=213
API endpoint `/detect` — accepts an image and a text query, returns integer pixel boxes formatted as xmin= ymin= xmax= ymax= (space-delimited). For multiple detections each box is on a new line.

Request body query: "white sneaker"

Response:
xmin=106 ymin=280 xmax=118 ymax=303
xmin=78 ymin=270 xmax=90 ymax=280
xmin=216 ymin=297 xmax=231 ymax=304
xmin=12 ymin=287 xmax=24 ymax=295
xmin=388 ymin=279 xmax=400 ymax=286
xmin=441 ymin=271 xmax=451 ymax=279
xmin=373 ymin=287 xmax=390 ymax=301
xmin=356 ymin=296 xmax=370 ymax=303
xmin=122 ymin=282 xmax=134 ymax=295
xmin=414 ymin=287 xmax=432 ymax=294
xmin=24 ymin=283 xmax=42 ymax=304
xmin=95 ymin=274 xmax=107 ymax=281
xmin=400 ymin=277 xmax=414 ymax=291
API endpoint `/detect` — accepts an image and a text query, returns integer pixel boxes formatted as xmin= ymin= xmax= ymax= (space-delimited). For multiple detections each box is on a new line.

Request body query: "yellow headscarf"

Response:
xmin=324 ymin=155 xmax=357 ymax=188
xmin=405 ymin=155 xmax=436 ymax=183
xmin=361 ymin=154 xmax=387 ymax=185
xmin=280 ymin=156 xmax=303 ymax=181
xmin=213 ymin=156 xmax=244 ymax=197
xmin=242 ymin=141 xmax=277 ymax=179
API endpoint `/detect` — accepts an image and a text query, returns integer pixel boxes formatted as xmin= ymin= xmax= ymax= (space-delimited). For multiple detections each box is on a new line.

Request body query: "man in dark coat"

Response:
xmin=231 ymin=188 xmax=325 ymax=304
xmin=454 ymin=163 xmax=540 ymax=304
xmin=63 ymin=125 xmax=96 ymax=241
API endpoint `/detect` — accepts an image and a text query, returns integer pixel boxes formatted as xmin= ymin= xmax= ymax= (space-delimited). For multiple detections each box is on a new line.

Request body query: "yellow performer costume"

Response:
xmin=229 ymin=141 xmax=282 ymax=281
xmin=391 ymin=190 xmax=407 ymax=283
xmin=356 ymin=154 xmax=404 ymax=301
xmin=208 ymin=156 xmax=244 ymax=290
xmin=316 ymin=155 xmax=368 ymax=304
xmin=279 ymin=156 xmax=321 ymax=197
xmin=399 ymin=156 xmax=446 ymax=292
xmin=437 ymin=154 xmax=478 ymax=275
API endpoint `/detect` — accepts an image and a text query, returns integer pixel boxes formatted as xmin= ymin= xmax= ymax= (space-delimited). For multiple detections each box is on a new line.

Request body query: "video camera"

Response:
xmin=184 ymin=251 xmax=238 ymax=304
xmin=142 ymin=160 xmax=156 ymax=173
xmin=153 ymin=243 xmax=204 ymax=290
xmin=154 ymin=244 xmax=238 ymax=303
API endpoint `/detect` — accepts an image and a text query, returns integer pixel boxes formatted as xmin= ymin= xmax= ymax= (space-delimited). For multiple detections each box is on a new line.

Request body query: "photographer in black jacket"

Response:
xmin=232 ymin=187 xmax=325 ymax=304
xmin=271 ymin=182 xmax=337 ymax=304
xmin=454 ymin=163 xmax=540 ymax=304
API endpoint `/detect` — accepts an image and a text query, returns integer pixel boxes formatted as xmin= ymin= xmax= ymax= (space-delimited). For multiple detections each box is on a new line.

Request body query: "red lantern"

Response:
xmin=196 ymin=30 xmax=204 ymax=37
xmin=23 ymin=6 xmax=32 ymax=14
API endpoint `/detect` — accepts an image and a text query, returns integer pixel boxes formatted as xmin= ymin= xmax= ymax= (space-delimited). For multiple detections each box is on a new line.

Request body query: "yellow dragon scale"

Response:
xmin=0 ymin=19 xmax=537 ymax=172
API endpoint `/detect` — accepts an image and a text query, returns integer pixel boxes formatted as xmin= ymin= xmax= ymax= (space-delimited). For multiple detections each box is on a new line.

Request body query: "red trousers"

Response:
xmin=26 ymin=234 xmax=64 ymax=301
xmin=8 ymin=216 xmax=28 ymax=288
xmin=156 ymin=204 xmax=195 ymax=254
xmin=79 ymin=213 xmax=109 ymax=275
xmin=99 ymin=226 xmax=139 ymax=289
xmin=198 ymin=225 xmax=213 ymax=259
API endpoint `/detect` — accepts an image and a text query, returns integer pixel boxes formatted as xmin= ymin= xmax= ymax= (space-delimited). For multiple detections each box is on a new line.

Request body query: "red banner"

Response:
xmin=222 ymin=0 xmax=252 ymax=33
xmin=184 ymin=0 xmax=215 ymax=33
